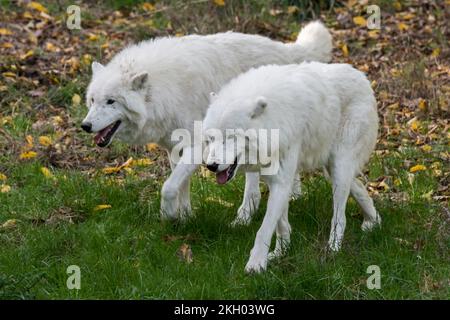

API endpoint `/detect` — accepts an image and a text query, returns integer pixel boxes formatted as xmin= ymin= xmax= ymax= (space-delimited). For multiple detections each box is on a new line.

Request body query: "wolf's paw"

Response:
xmin=231 ymin=215 xmax=251 ymax=227
xmin=245 ymin=257 xmax=267 ymax=274
xmin=327 ymin=239 xmax=342 ymax=253
xmin=361 ymin=214 xmax=381 ymax=232
xmin=267 ymin=250 xmax=283 ymax=262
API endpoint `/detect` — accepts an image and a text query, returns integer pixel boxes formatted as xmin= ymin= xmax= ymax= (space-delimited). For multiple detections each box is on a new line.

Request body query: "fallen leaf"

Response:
xmin=397 ymin=22 xmax=409 ymax=31
xmin=214 ymin=0 xmax=225 ymax=6
xmin=1 ymin=219 xmax=17 ymax=229
xmin=341 ymin=44 xmax=349 ymax=57
xmin=418 ymin=99 xmax=427 ymax=111
xmin=421 ymin=145 xmax=432 ymax=152
xmin=0 ymin=28 xmax=12 ymax=36
xmin=142 ymin=2 xmax=156 ymax=11
xmin=27 ymin=1 xmax=48 ymax=13
xmin=40 ymin=167 xmax=54 ymax=178
xmin=38 ymin=136 xmax=52 ymax=147
xmin=1 ymin=184 xmax=11 ymax=193
xmin=431 ymin=48 xmax=441 ymax=57
xmin=19 ymin=151 xmax=37 ymax=160
xmin=410 ymin=164 xmax=427 ymax=173
xmin=102 ymin=157 xmax=134 ymax=174
xmin=72 ymin=94 xmax=81 ymax=106
xmin=0 ymin=173 xmax=6 ymax=181
xmin=20 ymin=50 xmax=34 ymax=60
xmin=133 ymin=158 xmax=154 ymax=166
xmin=353 ymin=16 xmax=366 ymax=27
xmin=146 ymin=143 xmax=159 ymax=152
xmin=177 ymin=243 xmax=193 ymax=263
xmin=94 ymin=204 xmax=111 ymax=211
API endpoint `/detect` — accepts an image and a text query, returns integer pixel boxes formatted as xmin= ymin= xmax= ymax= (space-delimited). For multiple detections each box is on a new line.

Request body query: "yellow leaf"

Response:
xmin=421 ymin=145 xmax=432 ymax=152
xmin=388 ymin=102 xmax=399 ymax=110
xmin=20 ymin=50 xmax=34 ymax=60
xmin=287 ymin=6 xmax=299 ymax=14
xmin=367 ymin=30 xmax=380 ymax=39
xmin=393 ymin=1 xmax=402 ymax=10
xmin=82 ymin=54 xmax=92 ymax=65
xmin=418 ymin=99 xmax=427 ymax=111
xmin=19 ymin=151 xmax=37 ymax=160
xmin=142 ymin=2 xmax=156 ymax=11
xmin=2 ymin=72 xmax=16 ymax=78
xmin=25 ymin=135 xmax=34 ymax=148
xmin=2 ymin=42 xmax=13 ymax=49
xmin=0 ymin=28 xmax=12 ymax=36
xmin=401 ymin=13 xmax=415 ymax=20
xmin=421 ymin=190 xmax=433 ymax=201
xmin=394 ymin=178 xmax=402 ymax=186
xmin=1 ymin=184 xmax=11 ymax=193
xmin=1 ymin=219 xmax=16 ymax=228
xmin=72 ymin=94 xmax=81 ymax=106
xmin=102 ymin=157 xmax=134 ymax=174
xmin=87 ymin=33 xmax=99 ymax=41
xmin=146 ymin=143 xmax=159 ymax=152
xmin=23 ymin=11 xmax=33 ymax=19
xmin=51 ymin=116 xmax=64 ymax=126
xmin=410 ymin=164 xmax=426 ymax=173
xmin=408 ymin=118 xmax=420 ymax=132
xmin=353 ymin=16 xmax=366 ymax=27
xmin=40 ymin=167 xmax=53 ymax=178
xmin=27 ymin=1 xmax=48 ymax=13
xmin=0 ymin=173 xmax=6 ymax=181
xmin=133 ymin=158 xmax=154 ymax=166
xmin=39 ymin=135 xmax=52 ymax=147
xmin=341 ymin=44 xmax=349 ymax=57
xmin=94 ymin=204 xmax=111 ymax=211
xmin=45 ymin=42 xmax=59 ymax=52
xmin=431 ymin=48 xmax=441 ymax=57
xmin=205 ymin=197 xmax=234 ymax=208
xmin=397 ymin=22 xmax=409 ymax=31
xmin=214 ymin=0 xmax=225 ymax=6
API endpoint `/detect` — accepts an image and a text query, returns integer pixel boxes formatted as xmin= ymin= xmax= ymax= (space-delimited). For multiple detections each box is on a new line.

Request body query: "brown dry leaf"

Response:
xmin=177 ymin=243 xmax=193 ymax=264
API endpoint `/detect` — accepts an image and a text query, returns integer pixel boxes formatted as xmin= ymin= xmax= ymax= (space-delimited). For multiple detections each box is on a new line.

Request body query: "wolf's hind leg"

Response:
xmin=327 ymin=158 xmax=354 ymax=252
xmin=268 ymin=209 xmax=291 ymax=261
xmin=350 ymin=178 xmax=381 ymax=231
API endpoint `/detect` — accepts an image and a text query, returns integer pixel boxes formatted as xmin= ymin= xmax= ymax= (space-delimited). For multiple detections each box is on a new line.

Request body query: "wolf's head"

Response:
xmin=203 ymin=94 xmax=269 ymax=184
xmin=81 ymin=61 xmax=151 ymax=147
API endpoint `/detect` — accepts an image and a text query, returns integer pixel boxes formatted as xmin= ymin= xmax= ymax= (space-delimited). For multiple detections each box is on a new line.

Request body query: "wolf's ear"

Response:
xmin=250 ymin=96 xmax=267 ymax=118
xmin=91 ymin=61 xmax=104 ymax=75
xmin=131 ymin=72 xmax=148 ymax=91
xmin=209 ymin=92 xmax=218 ymax=102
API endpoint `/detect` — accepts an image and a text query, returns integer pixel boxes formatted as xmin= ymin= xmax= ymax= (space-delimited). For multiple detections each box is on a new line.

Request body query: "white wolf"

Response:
xmin=81 ymin=22 xmax=332 ymax=223
xmin=203 ymin=62 xmax=381 ymax=273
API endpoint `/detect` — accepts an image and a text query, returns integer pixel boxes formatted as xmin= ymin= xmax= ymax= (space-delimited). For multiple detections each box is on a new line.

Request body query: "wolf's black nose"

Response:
xmin=81 ymin=122 xmax=92 ymax=133
xmin=206 ymin=163 xmax=219 ymax=172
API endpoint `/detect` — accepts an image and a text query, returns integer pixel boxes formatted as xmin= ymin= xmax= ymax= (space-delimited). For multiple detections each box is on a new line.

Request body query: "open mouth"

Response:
xmin=215 ymin=157 xmax=238 ymax=185
xmin=94 ymin=120 xmax=121 ymax=147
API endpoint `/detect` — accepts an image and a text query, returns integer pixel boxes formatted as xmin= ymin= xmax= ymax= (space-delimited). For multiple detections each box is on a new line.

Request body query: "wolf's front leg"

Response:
xmin=245 ymin=152 xmax=298 ymax=273
xmin=232 ymin=172 xmax=261 ymax=227
xmin=245 ymin=181 xmax=291 ymax=273
xmin=161 ymin=149 xmax=198 ymax=220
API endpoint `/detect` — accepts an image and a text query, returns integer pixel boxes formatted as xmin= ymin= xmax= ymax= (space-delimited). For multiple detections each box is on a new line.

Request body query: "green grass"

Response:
xmin=0 ymin=154 xmax=448 ymax=299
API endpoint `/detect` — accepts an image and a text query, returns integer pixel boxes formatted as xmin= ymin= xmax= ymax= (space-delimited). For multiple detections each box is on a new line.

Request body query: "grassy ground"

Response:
xmin=0 ymin=1 xmax=449 ymax=299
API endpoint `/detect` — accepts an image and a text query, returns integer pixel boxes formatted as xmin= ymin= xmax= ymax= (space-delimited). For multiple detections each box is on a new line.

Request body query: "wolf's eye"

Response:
xmin=106 ymin=99 xmax=115 ymax=105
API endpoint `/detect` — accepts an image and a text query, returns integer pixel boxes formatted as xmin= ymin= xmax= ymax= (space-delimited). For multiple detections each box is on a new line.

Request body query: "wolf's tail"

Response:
xmin=295 ymin=21 xmax=332 ymax=63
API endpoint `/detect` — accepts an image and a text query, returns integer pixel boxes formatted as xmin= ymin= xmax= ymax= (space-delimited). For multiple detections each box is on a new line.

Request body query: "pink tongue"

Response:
xmin=216 ymin=170 xmax=228 ymax=185
xmin=94 ymin=125 xmax=111 ymax=144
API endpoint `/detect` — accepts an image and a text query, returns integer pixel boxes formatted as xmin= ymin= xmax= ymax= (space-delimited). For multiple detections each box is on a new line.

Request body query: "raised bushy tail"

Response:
xmin=295 ymin=21 xmax=332 ymax=63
